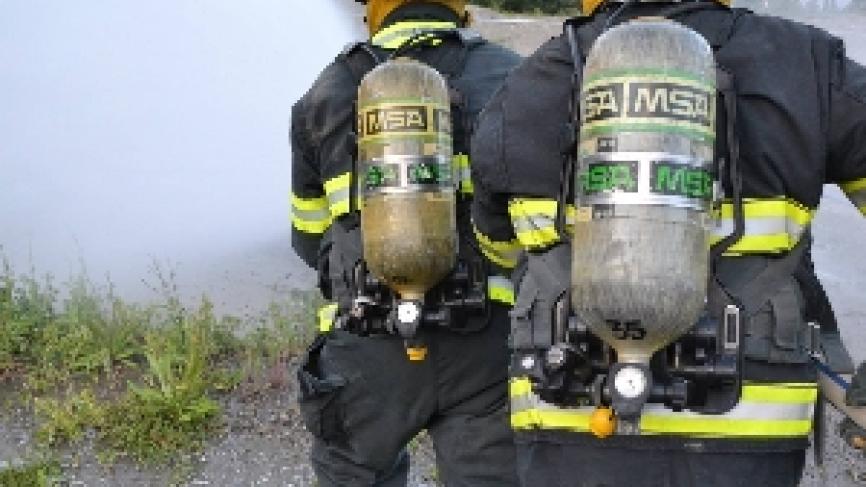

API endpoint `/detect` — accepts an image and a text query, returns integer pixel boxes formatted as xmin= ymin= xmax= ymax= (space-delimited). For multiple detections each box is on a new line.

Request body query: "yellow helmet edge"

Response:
xmin=366 ymin=0 xmax=467 ymax=35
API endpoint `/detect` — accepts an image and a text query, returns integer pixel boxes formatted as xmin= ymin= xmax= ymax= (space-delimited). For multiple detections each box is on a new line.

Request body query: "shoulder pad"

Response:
xmin=339 ymin=41 xmax=369 ymax=60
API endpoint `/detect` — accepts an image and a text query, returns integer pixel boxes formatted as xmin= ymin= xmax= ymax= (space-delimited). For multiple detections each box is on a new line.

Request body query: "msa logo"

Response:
xmin=629 ymin=82 xmax=713 ymax=128
xmin=584 ymin=84 xmax=624 ymax=123
xmin=583 ymin=79 xmax=714 ymax=129
xmin=363 ymin=106 xmax=428 ymax=136
xmin=361 ymin=105 xmax=449 ymax=137
xmin=651 ymin=162 xmax=713 ymax=200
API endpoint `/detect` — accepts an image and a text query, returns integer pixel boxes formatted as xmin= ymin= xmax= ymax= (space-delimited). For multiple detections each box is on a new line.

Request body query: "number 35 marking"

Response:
xmin=608 ymin=320 xmax=647 ymax=340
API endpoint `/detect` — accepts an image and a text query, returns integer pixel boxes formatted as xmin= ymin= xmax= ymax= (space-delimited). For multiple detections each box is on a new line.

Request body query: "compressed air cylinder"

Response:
xmin=571 ymin=19 xmax=716 ymax=365
xmin=357 ymin=58 xmax=456 ymax=301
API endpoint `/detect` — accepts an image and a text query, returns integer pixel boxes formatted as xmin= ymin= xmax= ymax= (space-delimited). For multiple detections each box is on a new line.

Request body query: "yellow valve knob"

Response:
xmin=589 ymin=406 xmax=617 ymax=439
xmin=851 ymin=435 xmax=866 ymax=450
xmin=406 ymin=346 xmax=428 ymax=362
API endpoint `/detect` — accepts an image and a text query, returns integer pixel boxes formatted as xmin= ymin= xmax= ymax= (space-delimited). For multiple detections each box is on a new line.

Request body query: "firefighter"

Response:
xmin=469 ymin=1 xmax=866 ymax=485
xmin=290 ymin=1 xmax=521 ymax=485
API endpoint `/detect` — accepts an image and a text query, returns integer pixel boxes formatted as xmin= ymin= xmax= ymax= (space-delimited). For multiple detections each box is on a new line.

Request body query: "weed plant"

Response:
xmin=0 ymin=460 xmax=60 ymax=487
xmin=0 ymin=260 xmax=320 ymax=471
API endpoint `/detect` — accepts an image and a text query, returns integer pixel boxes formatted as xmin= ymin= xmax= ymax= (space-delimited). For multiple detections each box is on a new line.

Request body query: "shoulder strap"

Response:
xmin=555 ymin=21 xmax=589 ymax=235
xmin=338 ymin=41 xmax=384 ymax=86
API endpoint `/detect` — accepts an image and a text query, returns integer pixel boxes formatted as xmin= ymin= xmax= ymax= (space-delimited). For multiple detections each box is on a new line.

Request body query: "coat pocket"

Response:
xmin=744 ymin=279 xmax=810 ymax=364
xmin=297 ymin=335 xmax=347 ymax=442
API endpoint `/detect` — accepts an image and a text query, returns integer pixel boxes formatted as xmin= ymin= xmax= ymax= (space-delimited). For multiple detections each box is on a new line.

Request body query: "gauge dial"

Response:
xmin=614 ymin=366 xmax=647 ymax=399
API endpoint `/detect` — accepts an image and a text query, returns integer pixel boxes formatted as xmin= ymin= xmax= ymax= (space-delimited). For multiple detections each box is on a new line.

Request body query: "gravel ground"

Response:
xmin=3 ymin=5 xmax=866 ymax=486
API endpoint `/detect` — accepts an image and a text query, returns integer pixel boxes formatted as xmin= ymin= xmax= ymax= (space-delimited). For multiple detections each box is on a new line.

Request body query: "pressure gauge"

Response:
xmin=613 ymin=366 xmax=647 ymax=399
xmin=397 ymin=301 xmax=421 ymax=324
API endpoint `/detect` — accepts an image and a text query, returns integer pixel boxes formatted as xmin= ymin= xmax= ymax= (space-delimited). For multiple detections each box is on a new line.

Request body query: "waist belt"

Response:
xmin=510 ymin=377 xmax=817 ymax=439
xmin=316 ymin=275 xmax=515 ymax=333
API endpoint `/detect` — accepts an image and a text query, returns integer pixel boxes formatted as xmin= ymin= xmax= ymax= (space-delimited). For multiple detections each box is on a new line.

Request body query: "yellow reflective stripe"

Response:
xmin=292 ymin=194 xmax=328 ymax=211
xmin=371 ymin=21 xmax=456 ymax=49
xmin=712 ymin=198 xmax=815 ymax=255
xmin=454 ymin=154 xmax=473 ymax=195
xmin=510 ymin=377 xmax=534 ymax=397
xmin=324 ymin=172 xmax=352 ymax=195
xmin=638 ymin=417 xmax=812 ymax=438
xmin=473 ymin=223 xmax=521 ymax=269
xmin=317 ymin=303 xmax=338 ymax=333
xmin=291 ymin=193 xmax=331 ymax=234
xmin=292 ymin=215 xmax=331 ymax=234
xmin=841 ymin=178 xmax=866 ymax=215
xmin=717 ymin=198 xmax=812 ymax=226
xmin=841 ymin=177 xmax=866 ymax=194
xmin=488 ymin=275 xmax=515 ymax=306
xmin=508 ymin=198 xmax=562 ymax=249
xmin=512 ymin=409 xmax=591 ymax=431
xmin=740 ymin=383 xmax=818 ymax=404
xmin=510 ymin=378 xmax=816 ymax=437
xmin=324 ymin=172 xmax=352 ymax=217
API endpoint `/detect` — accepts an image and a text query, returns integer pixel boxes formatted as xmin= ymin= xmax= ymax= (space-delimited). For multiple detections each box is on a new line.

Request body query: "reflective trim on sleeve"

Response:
xmin=487 ymin=275 xmax=515 ymax=306
xmin=371 ymin=21 xmax=457 ymax=50
xmin=324 ymin=172 xmax=353 ymax=218
xmin=472 ymin=222 xmax=521 ymax=269
xmin=291 ymin=194 xmax=331 ymax=235
xmin=454 ymin=154 xmax=473 ymax=195
xmin=711 ymin=198 xmax=815 ymax=255
xmin=841 ymin=178 xmax=866 ymax=215
xmin=508 ymin=198 xmax=563 ymax=249
xmin=510 ymin=377 xmax=817 ymax=438
xmin=317 ymin=303 xmax=338 ymax=333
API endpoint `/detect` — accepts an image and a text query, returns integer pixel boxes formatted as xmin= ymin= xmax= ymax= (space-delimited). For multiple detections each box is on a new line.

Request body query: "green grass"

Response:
xmin=0 ymin=460 xmax=60 ymax=487
xmin=0 ymin=259 xmax=320 ymax=471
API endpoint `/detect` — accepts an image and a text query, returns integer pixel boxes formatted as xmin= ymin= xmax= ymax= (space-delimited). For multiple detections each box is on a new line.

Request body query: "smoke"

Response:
xmin=733 ymin=0 xmax=855 ymax=17
xmin=0 ymin=0 xmax=364 ymax=312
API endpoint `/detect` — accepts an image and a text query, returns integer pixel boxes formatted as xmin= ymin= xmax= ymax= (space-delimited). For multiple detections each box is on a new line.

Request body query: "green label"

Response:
xmin=364 ymin=157 xmax=452 ymax=192
xmin=408 ymin=161 xmax=450 ymax=185
xmin=580 ymin=161 xmax=639 ymax=195
xmin=365 ymin=164 xmax=400 ymax=190
xmin=651 ymin=162 xmax=712 ymax=200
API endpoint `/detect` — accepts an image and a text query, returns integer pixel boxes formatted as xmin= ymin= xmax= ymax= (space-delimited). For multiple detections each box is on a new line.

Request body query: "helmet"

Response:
xmin=355 ymin=0 xmax=467 ymax=35
xmin=580 ymin=0 xmax=731 ymax=16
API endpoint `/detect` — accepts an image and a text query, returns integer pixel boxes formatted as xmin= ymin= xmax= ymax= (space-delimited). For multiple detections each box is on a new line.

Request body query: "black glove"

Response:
xmin=509 ymin=242 xmax=571 ymax=352
xmin=840 ymin=362 xmax=866 ymax=451
xmin=839 ymin=418 xmax=866 ymax=451
xmin=847 ymin=362 xmax=866 ymax=407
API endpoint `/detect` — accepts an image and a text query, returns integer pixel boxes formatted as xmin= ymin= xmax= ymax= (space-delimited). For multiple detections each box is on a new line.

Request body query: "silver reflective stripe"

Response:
xmin=292 ymin=206 xmax=331 ymax=222
xmin=512 ymin=394 xmax=812 ymax=422
xmin=511 ymin=392 xmax=592 ymax=415
xmin=713 ymin=215 xmax=806 ymax=241
xmin=488 ymin=275 xmax=513 ymax=290
xmin=327 ymin=187 xmax=351 ymax=212
xmin=487 ymin=275 xmax=515 ymax=304
xmin=511 ymin=215 xmax=556 ymax=235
